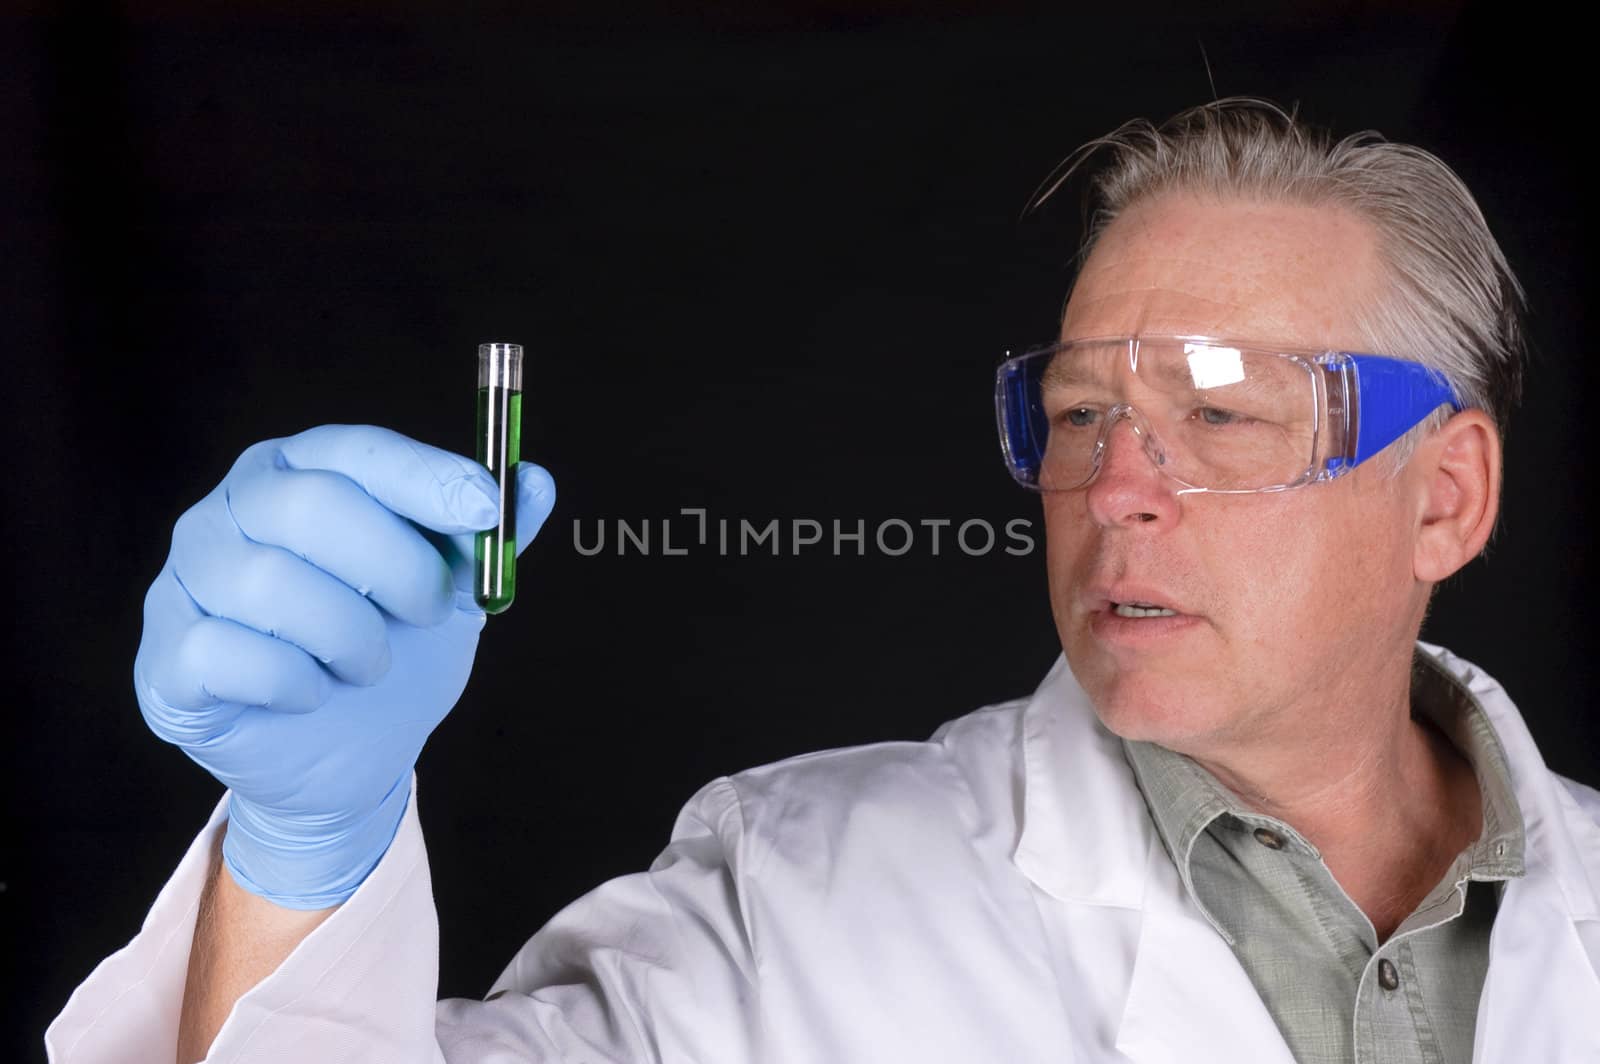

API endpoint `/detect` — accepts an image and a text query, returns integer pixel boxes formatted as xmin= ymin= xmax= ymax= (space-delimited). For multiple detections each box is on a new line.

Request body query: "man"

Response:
xmin=47 ymin=100 xmax=1600 ymax=1062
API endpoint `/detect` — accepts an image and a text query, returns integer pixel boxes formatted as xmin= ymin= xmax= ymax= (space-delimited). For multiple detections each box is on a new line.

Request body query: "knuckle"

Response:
xmin=134 ymin=623 xmax=219 ymax=745
xmin=239 ymin=436 xmax=285 ymax=462
xmin=229 ymin=437 xmax=287 ymax=481
xmin=170 ymin=483 xmax=239 ymax=568
xmin=286 ymin=423 xmax=338 ymax=446
xmin=172 ymin=619 xmax=221 ymax=685
xmin=170 ymin=496 xmax=215 ymax=553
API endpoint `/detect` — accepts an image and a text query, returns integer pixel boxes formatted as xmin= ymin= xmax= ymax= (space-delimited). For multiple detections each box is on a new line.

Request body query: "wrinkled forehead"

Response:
xmin=1059 ymin=194 xmax=1384 ymax=353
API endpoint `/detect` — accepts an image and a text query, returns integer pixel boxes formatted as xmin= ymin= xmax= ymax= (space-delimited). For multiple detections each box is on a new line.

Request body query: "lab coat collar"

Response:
xmin=1424 ymin=640 xmax=1600 ymax=922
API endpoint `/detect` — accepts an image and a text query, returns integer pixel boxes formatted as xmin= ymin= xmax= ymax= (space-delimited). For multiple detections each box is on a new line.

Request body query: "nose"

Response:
xmin=1082 ymin=412 xmax=1182 ymax=528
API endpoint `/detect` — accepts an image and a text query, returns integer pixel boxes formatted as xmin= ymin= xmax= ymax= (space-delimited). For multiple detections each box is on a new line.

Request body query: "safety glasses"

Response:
xmin=994 ymin=336 xmax=1462 ymax=494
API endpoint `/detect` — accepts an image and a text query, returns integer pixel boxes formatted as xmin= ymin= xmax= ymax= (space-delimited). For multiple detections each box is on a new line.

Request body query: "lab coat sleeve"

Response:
xmin=436 ymin=775 xmax=758 ymax=1061
xmin=46 ymin=774 xmax=759 ymax=1063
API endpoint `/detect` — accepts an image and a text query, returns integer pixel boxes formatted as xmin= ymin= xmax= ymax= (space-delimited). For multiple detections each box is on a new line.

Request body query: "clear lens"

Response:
xmin=996 ymin=338 xmax=1322 ymax=492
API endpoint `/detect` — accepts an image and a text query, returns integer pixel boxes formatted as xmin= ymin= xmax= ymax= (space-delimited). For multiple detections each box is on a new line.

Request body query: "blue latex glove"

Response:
xmin=133 ymin=424 xmax=556 ymax=909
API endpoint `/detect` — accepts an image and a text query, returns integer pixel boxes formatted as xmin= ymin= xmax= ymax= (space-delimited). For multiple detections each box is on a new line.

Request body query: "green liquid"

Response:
xmin=475 ymin=386 xmax=521 ymax=614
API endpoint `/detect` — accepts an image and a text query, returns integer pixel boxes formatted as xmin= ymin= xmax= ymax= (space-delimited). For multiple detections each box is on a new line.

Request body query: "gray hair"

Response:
xmin=1026 ymin=98 xmax=1527 ymax=462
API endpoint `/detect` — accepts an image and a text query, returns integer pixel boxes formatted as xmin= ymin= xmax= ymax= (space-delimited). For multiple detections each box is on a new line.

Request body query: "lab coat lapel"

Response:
xmin=1474 ymin=866 xmax=1600 ymax=1062
xmin=1013 ymin=657 xmax=1297 ymax=1064
xmin=1113 ymin=836 xmax=1299 ymax=1064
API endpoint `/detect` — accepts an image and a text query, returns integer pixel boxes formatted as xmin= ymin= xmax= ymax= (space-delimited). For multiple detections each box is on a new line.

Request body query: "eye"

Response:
xmin=1059 ymin=407 xmax=1098 ymax=428
xmin=1195 ymin=406 xmax=1246 ymax=426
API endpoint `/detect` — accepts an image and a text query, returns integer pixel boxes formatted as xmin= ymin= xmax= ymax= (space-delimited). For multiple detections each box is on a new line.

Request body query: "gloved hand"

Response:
xmin=133 ymin=424 xmax=556 ymax=910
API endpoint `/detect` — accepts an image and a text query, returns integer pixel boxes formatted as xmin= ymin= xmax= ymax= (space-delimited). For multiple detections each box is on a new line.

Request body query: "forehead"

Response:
xmin=1060 ymin=194 xmax=1383 ymax=352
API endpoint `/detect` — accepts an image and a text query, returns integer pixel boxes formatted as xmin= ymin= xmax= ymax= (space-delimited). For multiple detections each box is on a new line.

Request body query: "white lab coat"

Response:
xmin=47 ymin=643 xmax=1600 ymax=1062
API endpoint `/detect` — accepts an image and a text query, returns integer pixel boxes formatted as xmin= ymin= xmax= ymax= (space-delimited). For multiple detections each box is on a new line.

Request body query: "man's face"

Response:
xmin=1046 ymin=194 xmax=1431 ymax=756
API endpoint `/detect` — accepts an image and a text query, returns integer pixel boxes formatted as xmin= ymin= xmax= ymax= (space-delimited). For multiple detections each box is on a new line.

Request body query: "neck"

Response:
xmin=1184 ymin=659 xmax=1483 ymax=942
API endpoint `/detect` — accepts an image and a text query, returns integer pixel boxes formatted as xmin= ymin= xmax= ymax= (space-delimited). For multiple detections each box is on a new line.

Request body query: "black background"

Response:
xmin=6 ymin=1 xmax=1594 ymax=1056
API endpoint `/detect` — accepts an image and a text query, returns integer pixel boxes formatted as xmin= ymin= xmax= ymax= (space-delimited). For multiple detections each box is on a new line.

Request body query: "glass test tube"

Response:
xmin=475 ymin=342 xmax=523 ymax=614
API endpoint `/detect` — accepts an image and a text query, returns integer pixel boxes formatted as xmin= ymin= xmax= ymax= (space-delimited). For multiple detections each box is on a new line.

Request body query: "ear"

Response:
xmin=1412 ymin=410 xmax=1501 ymax=583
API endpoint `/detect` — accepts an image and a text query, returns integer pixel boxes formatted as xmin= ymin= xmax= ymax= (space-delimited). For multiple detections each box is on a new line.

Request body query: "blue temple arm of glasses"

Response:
xmin=1343 ymin=354 xmax=1462 ymax=468
xmin=1000 ymin=363 xmax=1043 ymax=480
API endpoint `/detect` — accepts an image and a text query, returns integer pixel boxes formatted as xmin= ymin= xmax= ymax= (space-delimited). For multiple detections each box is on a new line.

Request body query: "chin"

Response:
xmin=1069 ymin=654 xmax=1224 ymax=747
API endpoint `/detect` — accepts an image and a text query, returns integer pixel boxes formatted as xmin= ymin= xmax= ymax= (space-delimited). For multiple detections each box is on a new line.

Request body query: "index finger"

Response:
xmin=276 ymin=424 xmax=500 ymax=534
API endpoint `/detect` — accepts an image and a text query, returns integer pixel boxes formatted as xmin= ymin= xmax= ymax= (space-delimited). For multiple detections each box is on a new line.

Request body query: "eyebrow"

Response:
xmin=1038 ymin=357 xmax=1105 ymax=390
xmin=1037 ymin=349 xmax=1199 ymax=391
xmin=1147 ymin=357 xmax=1205 ymax=390
xmin=1038 ymin=345 xmax=1276 ymax=395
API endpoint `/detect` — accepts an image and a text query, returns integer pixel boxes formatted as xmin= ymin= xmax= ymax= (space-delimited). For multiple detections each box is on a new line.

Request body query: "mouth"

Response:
xmin=1088 ymin=591 xmax=1201 ymax=649
xmin=1082 ymin=583 xmax=1201 ymax=649
xmin=1110 ymin=600 xmax=1179 ymax=619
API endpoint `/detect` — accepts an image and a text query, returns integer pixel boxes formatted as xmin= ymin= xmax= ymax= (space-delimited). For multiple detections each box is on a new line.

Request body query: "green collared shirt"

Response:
xmin=1122 ymin=652 xmax=1527 ymax=1064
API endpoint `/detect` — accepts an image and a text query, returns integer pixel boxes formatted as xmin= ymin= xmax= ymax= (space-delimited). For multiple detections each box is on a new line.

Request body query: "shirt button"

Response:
xmin=1378 ymin=958 xmax=1400 ymax=991
xmin=1252 ymin=827 xmax=1286 ymax=850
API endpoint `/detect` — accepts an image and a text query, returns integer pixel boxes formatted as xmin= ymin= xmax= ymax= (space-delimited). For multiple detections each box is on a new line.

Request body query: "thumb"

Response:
xmin=433 ymin=463 xmax=558 ymax=592
xmin=512 ymin=463 xmax=557 ymax=557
